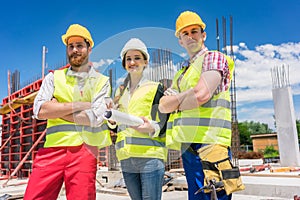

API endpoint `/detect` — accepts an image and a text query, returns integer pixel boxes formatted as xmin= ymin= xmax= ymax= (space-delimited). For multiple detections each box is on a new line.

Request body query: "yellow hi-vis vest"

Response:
xmin=44 ymin=68 xmax=112 ymax=148
xmin=166 ymin=52 xmax=234 ymax=150
xmin=115 ymin=81 xmax=167 ymax=161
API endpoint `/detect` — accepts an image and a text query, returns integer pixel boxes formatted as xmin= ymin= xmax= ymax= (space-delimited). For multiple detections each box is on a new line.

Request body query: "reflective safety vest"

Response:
xmin=44 ymin=68 xmax=112 ymax=148
xmin=115 ymin=81 xmax=167 ymax=161
xmin=166 ymin=52 xmax=234 ymax=150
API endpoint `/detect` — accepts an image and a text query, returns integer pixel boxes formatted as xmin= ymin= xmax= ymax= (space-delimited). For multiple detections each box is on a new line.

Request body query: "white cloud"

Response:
xmin=234 ymin=42 xmax=300 ymax=104
xmin=238 ymin=42 xmax=247 ymax=49
xmin=92 ymin=58 xmax=114 ymax=70
xmin=233 ymin=42 xmax=300 ymax=129
xmin=116 ymin=77 xmax=125 ymax=86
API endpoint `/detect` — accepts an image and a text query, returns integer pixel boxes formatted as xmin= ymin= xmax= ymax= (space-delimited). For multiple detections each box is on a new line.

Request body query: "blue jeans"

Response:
xmin=121 ymin=158 xmax=165 ymax=200
xmin=181 ymin=143 xmax=232 ymax=200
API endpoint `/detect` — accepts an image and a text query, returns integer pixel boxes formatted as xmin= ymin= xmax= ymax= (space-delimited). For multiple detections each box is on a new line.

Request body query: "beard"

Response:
xmin=68 ymin=52 xmax=89 ymax=68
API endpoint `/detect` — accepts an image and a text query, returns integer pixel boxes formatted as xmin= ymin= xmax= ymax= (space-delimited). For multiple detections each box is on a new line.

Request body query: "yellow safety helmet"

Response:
xmin=61 ymin=24 xmax=94 ymax=48
xmin=175 ymin=11 xmax=206 ymax=38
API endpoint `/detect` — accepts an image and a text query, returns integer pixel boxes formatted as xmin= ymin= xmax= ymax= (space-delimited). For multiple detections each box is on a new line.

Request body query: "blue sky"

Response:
xmin=1 ymin=0 xmax=300 ymax=130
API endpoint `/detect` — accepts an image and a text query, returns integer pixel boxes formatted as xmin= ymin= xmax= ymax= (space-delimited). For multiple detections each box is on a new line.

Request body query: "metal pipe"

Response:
xmin=2 ymin=129 xmax=47 ymax=187
xmin=0 ymin=132 xmax=15 ymax=152
xmin=42 ymin=46 xmax=47 ymax=80
xmin=222 ymin=16 xmax=227 ymax=55
xmin=216 ymin=18 xmax=220 ymax=51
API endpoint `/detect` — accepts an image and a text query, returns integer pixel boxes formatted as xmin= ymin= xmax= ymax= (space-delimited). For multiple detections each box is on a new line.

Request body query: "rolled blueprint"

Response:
xmin=103 ymin=109 xmax=144 ymax=126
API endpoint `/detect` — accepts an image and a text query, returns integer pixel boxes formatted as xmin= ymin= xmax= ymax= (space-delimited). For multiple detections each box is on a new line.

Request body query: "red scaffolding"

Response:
xmin=0 ymin=79 xmax=45 ymax=179
xmin=0 ymin=73 xmax=110 ymax=180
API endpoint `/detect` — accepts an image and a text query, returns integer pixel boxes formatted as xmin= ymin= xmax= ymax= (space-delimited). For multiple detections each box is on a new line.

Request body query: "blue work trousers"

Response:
xmin=181 ymin=143 xmax=232 ymax=200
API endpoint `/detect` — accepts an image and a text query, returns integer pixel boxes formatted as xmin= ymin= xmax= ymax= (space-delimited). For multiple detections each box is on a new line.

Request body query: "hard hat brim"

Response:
xmin=175 ymin=23 xmax=204 ymax=37
xmin=61 ymin=34 xmax=94 ymax=48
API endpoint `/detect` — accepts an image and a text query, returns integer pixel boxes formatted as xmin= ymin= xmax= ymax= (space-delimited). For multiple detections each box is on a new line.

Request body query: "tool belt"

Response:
xmin=197 ymin=144 xmax=245 ymax=195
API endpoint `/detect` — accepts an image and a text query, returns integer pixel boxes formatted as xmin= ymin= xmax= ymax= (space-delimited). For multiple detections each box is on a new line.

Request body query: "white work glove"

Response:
xmin=164 ymin=88 xmax=179 ymax=96
xmin=148 ymin=120 xmax=160 ymax=138
xmin=103 ymin=97 xmax=118 ymax=127
xmin=88 ymin=103 xmax=107 ymax=127
xmin=104 ymin=97 xmax=115 ymax=109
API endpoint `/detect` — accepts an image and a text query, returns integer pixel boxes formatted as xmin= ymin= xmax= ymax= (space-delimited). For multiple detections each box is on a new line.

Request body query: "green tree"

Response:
xmin=238 ymin=122 xmax=251 ymax=145
xmin=238 ymin=120 xmax=273 ymax=146
xmin=263 ymin=145 xmax=279 ymax=158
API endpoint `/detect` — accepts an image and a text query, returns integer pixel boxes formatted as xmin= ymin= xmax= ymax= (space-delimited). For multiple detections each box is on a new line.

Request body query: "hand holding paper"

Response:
xmin=103 ymin=109 xmax=144 ymax=126
xmin=103 ymin=109 xmax=159 ymax=136
xmin=130 ymin=116 xmax=157 ymax=134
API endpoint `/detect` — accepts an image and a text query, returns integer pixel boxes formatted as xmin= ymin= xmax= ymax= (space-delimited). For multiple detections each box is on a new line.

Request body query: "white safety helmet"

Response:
xmin=120 ymin=38 xmax=150 ymax=67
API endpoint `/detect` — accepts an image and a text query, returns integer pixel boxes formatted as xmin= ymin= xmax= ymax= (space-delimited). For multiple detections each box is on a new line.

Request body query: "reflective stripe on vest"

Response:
xmin=115 ymin=137 xmax=165 ymax=150
xmin=165 ymin=113 xmax=181 ymax=150
xmin=166 ymin=52 xmax=233 ymax=147
xmin=115 ymin=80 xmax=167 ymax=161
xmin=44 ymin=68 xmax=112 ymax=148
xmin=173 ymin=118 xmax=231 ymax=129
xmin=202 ymin=98 xmax=230 ymax=108
xmin=46 ymin=123 xmax=109 ymax=135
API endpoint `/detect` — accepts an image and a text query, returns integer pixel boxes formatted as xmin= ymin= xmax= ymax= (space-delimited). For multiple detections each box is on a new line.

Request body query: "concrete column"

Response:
xmin=272 ymin=87 xmax=300 ymax=166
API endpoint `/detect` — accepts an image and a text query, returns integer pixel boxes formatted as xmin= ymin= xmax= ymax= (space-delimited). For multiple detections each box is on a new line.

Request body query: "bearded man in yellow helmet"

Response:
xmin=24 ymin=24 xmax=112 ymax=200
xmin=159 ymin=11 xmax=244 ymax=200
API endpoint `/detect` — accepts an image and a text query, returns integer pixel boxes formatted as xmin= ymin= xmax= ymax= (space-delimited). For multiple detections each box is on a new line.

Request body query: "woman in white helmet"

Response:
xmin=111 ymin=38 xmax=168 ymax=200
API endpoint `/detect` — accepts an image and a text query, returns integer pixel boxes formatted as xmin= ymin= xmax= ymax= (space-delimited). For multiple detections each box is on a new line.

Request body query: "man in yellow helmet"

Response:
xmin=159 ymin=11 xmax=241 ymax=199
xmin=24 ymin=24 xmax=112 ymax=200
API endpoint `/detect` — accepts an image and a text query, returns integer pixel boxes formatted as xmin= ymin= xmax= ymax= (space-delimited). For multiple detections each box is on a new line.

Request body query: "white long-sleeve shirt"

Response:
xmin=33 ymin=66 xmax=110 ymax=127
